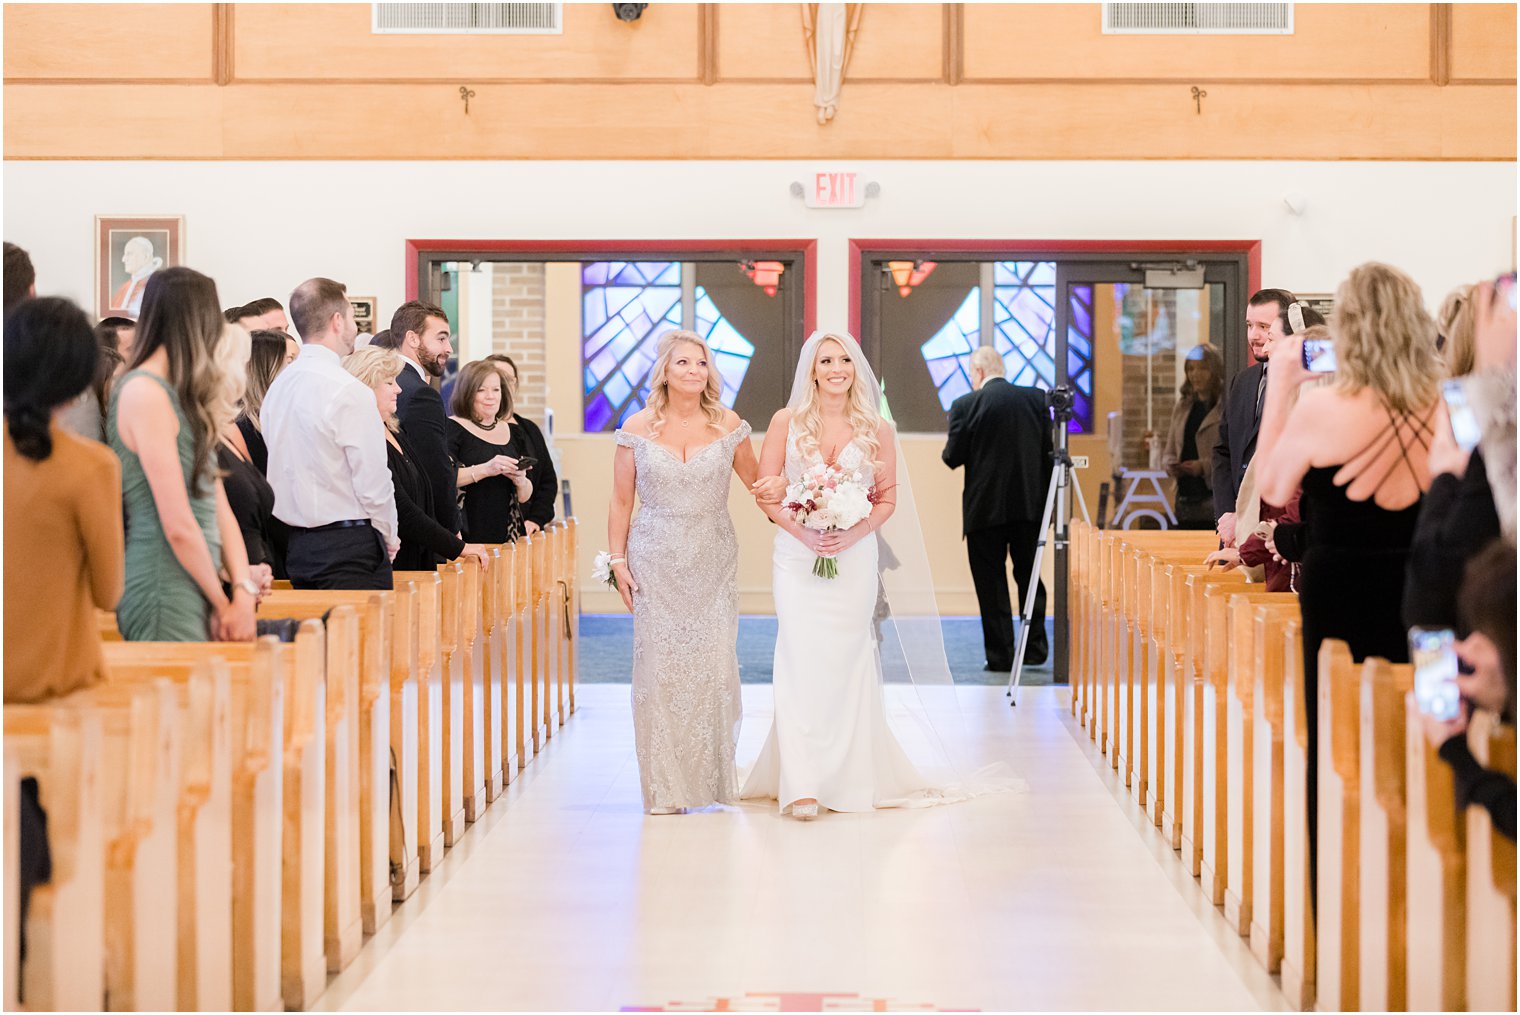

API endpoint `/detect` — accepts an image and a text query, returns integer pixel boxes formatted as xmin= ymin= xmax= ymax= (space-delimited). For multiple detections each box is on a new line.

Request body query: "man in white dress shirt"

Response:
xmin=262 ymin=277 xmax=399 ymax=590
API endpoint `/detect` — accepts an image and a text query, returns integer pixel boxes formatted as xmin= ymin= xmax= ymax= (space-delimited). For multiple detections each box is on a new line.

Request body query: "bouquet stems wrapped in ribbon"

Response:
xmin=781 ymin=463 xmax=875 ymax=579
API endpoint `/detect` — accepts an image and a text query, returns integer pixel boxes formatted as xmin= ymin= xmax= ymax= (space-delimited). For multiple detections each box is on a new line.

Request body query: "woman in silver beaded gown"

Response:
xmin=607 ymin=330 xmax=782 ymax=814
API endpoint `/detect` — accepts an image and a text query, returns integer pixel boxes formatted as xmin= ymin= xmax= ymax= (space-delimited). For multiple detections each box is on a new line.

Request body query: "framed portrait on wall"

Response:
xmin=95 ymin=215 xmax=184 ymax=319
xmin=349 ymin=296 xmax=377 ymax=335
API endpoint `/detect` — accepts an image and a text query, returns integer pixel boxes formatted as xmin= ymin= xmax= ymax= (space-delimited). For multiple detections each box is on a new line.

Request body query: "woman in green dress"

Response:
xmin=107 ymin=266 xmax=257 ymax=642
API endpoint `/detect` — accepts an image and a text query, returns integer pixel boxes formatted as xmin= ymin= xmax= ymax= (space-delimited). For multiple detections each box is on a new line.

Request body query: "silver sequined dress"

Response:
xmin=616 ymin=421 xmax=751 ymax=810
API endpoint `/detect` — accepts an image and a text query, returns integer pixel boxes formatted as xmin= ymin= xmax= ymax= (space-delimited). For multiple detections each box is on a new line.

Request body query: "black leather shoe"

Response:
xmin=983 ymin=661 xmax=1012 ymax=673
xmin=1025 ymin=640 xmax=1050 ymax=666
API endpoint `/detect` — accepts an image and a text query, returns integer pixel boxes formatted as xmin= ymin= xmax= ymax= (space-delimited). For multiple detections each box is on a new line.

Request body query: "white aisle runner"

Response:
xmin=312 ymin=685 xmax=1289 ymax=1012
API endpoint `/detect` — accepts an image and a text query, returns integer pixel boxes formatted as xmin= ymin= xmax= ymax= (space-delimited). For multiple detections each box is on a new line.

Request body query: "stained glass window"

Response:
xmin=581 ymin=262 xmax=757 ymax=432
xmin=919 ymin=288 xmax=980 ymax=410
xmin=990 ymin=260 xmax=1094 ymax=433
xmin=693 ymin=286 xmax=754 ymax=408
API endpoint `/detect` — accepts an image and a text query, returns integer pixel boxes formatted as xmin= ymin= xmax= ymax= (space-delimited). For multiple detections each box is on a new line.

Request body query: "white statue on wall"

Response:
xmin=803 ymin=3 xmax=863 ymax=124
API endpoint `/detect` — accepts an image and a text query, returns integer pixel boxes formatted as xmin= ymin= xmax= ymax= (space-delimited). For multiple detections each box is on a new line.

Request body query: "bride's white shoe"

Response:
xmin=647 ymin=806 xmax=683 ymax=816
xmin=790 ymin=801 xmax=819 ymax=820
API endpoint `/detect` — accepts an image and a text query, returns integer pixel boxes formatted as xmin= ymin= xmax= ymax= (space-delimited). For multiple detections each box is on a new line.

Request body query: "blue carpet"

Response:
xmin=577 ymin=614 xmax=1055 ymax=685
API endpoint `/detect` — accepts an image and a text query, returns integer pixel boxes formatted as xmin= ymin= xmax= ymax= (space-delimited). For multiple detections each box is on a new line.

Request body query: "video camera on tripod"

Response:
xmin=1005 ymin=383 xmax=1091 ymax=704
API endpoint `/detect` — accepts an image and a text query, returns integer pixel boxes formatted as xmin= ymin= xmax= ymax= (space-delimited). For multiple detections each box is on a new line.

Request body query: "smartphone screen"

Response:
xmin=1409 ymin=627 xmax=1462 ymax=721
xmin=1442 ymin=379 xmax=1483 ymax=452
xmin=1301 ymin=338 xmax=1337 ymax=373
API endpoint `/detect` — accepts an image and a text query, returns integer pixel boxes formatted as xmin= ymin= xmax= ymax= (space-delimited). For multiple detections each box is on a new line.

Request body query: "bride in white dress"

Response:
xmin=741 ymin=331 xmax=957 ymax=818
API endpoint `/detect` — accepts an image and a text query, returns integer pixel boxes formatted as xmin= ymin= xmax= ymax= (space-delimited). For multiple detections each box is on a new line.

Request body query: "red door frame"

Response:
xmin=404 ymin=238 xmax=818 ymax=334
xmin=846 ymin=238 xmax=1261 ymax=340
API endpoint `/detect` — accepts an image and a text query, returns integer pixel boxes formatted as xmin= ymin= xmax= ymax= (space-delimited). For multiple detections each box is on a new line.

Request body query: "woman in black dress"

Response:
xmin=343 ymin=347 xmax=491 ymax=571
xmin=485 ymin=354 xmax=559 ymax=534
xmin=235 ymin=329 xmax=299 ymax=475
xmin=1256 ymin=261 xmax=1442 ymax=895
xmin=448 ymin=360 xmax=533 ymax=544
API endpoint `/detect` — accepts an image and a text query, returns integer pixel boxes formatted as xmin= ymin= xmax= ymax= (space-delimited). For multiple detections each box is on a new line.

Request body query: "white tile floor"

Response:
xmin=311 ymin=685 xmax=1291 ymax=1012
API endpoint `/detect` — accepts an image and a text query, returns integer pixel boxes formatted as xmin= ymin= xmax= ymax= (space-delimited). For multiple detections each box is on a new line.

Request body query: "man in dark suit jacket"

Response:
xmin=1212 ymin=288 xmax=1294 ymax=547
xmin=942 ymin=347 xmax=1054 ymax=670
xmin=377 ymin=300 xmax=460 ymax=541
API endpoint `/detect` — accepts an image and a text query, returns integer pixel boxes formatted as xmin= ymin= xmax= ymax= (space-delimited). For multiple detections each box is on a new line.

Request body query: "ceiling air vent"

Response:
xmin=1102 ymin=3 xmax=1292 ymax=34
xmin=372 ymin=3 xmax=562 ymax=35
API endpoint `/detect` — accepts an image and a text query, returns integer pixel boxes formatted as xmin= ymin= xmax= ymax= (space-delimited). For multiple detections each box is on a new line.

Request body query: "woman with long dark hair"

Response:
xmin=3 ymin=296 xmax=125 ymax=701
xmin=235 ymin=327 xmax=299 ymax=474
xmin=107 ymin=266 xmax=257 ymax=641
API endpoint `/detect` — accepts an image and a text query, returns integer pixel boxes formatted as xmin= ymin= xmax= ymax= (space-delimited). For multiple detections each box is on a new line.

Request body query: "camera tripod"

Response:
xmin=1006 ymin=410 xmax=1091 ymax=706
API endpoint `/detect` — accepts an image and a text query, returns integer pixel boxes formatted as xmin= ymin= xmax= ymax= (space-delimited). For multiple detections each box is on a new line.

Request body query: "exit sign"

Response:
xmin=805 ymin=171 xmax=864 ymax=209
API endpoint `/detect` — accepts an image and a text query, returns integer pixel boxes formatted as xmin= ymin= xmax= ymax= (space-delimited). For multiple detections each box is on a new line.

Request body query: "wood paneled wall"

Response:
xmin=4 ymin=3 xmax=1514 ymax=160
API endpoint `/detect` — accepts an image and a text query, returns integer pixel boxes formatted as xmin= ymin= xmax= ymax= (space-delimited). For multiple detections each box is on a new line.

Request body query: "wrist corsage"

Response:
xmin=592 ymin=550 xmax=623 ymax=590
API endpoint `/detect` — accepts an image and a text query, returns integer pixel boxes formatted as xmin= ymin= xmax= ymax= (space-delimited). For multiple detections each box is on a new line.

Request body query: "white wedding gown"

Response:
xmin=740 ymin=426 xmax=948 ymax=813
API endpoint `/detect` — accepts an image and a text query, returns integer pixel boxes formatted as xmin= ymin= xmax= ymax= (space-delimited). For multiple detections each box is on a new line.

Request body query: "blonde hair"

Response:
xmin=644 ymin=330 xmax=725 ymax=439
xmin=210 ymin=323 xmax=251 ymax=432
xmin=793 ymin=333 xmax=882 ymax=467
xmin=1331 ymin=262 xmax=1441 ymax=415
xmin=342 ymin=346 xmax=404 ymax=432
xmin=969 ymin=346 xmax=1004 ymax=377
xmin=1436 ymin=283 xmax=1476 ymax=378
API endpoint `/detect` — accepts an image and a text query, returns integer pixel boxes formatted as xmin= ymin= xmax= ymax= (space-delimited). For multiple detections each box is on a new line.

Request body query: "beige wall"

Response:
xmin=4 ymin=3 xmax=1514 ymax=160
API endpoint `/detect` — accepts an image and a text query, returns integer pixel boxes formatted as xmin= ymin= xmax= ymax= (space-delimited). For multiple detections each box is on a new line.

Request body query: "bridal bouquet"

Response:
xmin=781 ymin=463 xmax=875 ymax=579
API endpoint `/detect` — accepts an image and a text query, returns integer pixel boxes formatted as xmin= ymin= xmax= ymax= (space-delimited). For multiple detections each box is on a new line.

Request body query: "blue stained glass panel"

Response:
xmin=581 ymin=266 xmax=760 ymax=430
xmin=991 ymin=263 xmax=1095 ymax=433
xmin=918 ymin=288 xmax=980 ymax=411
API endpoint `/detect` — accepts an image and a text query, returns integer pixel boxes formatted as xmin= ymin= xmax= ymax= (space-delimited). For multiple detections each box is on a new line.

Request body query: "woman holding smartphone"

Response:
xmin=1403 ymin=274 xmax=1515 ymax=630
xmin=1256 ymin=261 xmax=1442 ymax=896
xmin=448 ymin=359 xmax=533 ymax=543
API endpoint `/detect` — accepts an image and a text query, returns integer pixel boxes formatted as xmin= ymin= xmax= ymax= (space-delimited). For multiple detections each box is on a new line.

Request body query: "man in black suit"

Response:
xmin=1212 ymin=288 xmax=1295 ymax=547
xmin=377 ymin=300 xmax=460 ymax=540
xmin=942 ymin=347 xmax=1054 ymax=670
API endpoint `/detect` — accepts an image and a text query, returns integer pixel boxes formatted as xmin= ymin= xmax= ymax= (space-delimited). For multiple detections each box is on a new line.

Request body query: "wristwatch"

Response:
xmin=233 ymin=577 xmax=260 ymax=598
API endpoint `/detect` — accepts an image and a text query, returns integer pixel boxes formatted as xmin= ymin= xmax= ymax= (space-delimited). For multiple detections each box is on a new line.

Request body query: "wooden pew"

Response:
xmin=281 ymin=620 xmax=328 ymax=1010
xmin=386 ymin=578 xmax=423 ymax=900
xmin=1137 ymin=546 xmax=1217 ymax=829
xmin=1464 ymin=710 xmax=1517 ymax=1012
xmin=392 ymin=571 xmax=448 ymax=873
xmin=1159 ymin=561 xmax=1221 ymax=851
xmin=100 ymin=638 xmax=287 ymax=1013
xmin=564 ymin=517 xmax=580 ymax=717
xmin=1180 ymin=569 xmax=1246 ymax=880
xmin=1249 ymin=602 xmax=1302 ymax=974
xmin=4 ymin=705 xmax=106 ymax=1012
xmin=1402 ymin=693 xmax=1466 ymax=1011
xmin=257 ymin=594 xmax=379 ymax=948
xmin=478 ymin=546 xmax=508 ymax=803
xmin=434 ymin=563 xmax=469 ymax=844
xmin=97 ymin=654 xmax=234 ymax=1011
xmin=532 ymin=532 xmax=553 ymax=750
xmin=79 ymin=679 xmax=181 ymax=1012
xmin=1357 ymin=656 xmax=1412 ymax=1011
xmin=1315 ymin=638 xmax=1360 ymax=1013
xmin=1070 ymin=519 xmax=1091 ymax=723
xmin=1223 ymin=591 xmax=1298 ymax=935
xmin=455 ymin=558 xmax=489 ymax=823
xmin=485 ymin=544 xmax=523 ymax=787
xmin=513 ymin=544 xmax=533 ymax=767
xmin=1280 ymin=619 xmax=1316 ymax=1011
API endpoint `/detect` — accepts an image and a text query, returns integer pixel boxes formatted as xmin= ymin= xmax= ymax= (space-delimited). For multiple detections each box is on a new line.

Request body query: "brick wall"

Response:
xmin=490 ymin=262 xmax=548 ymax=423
